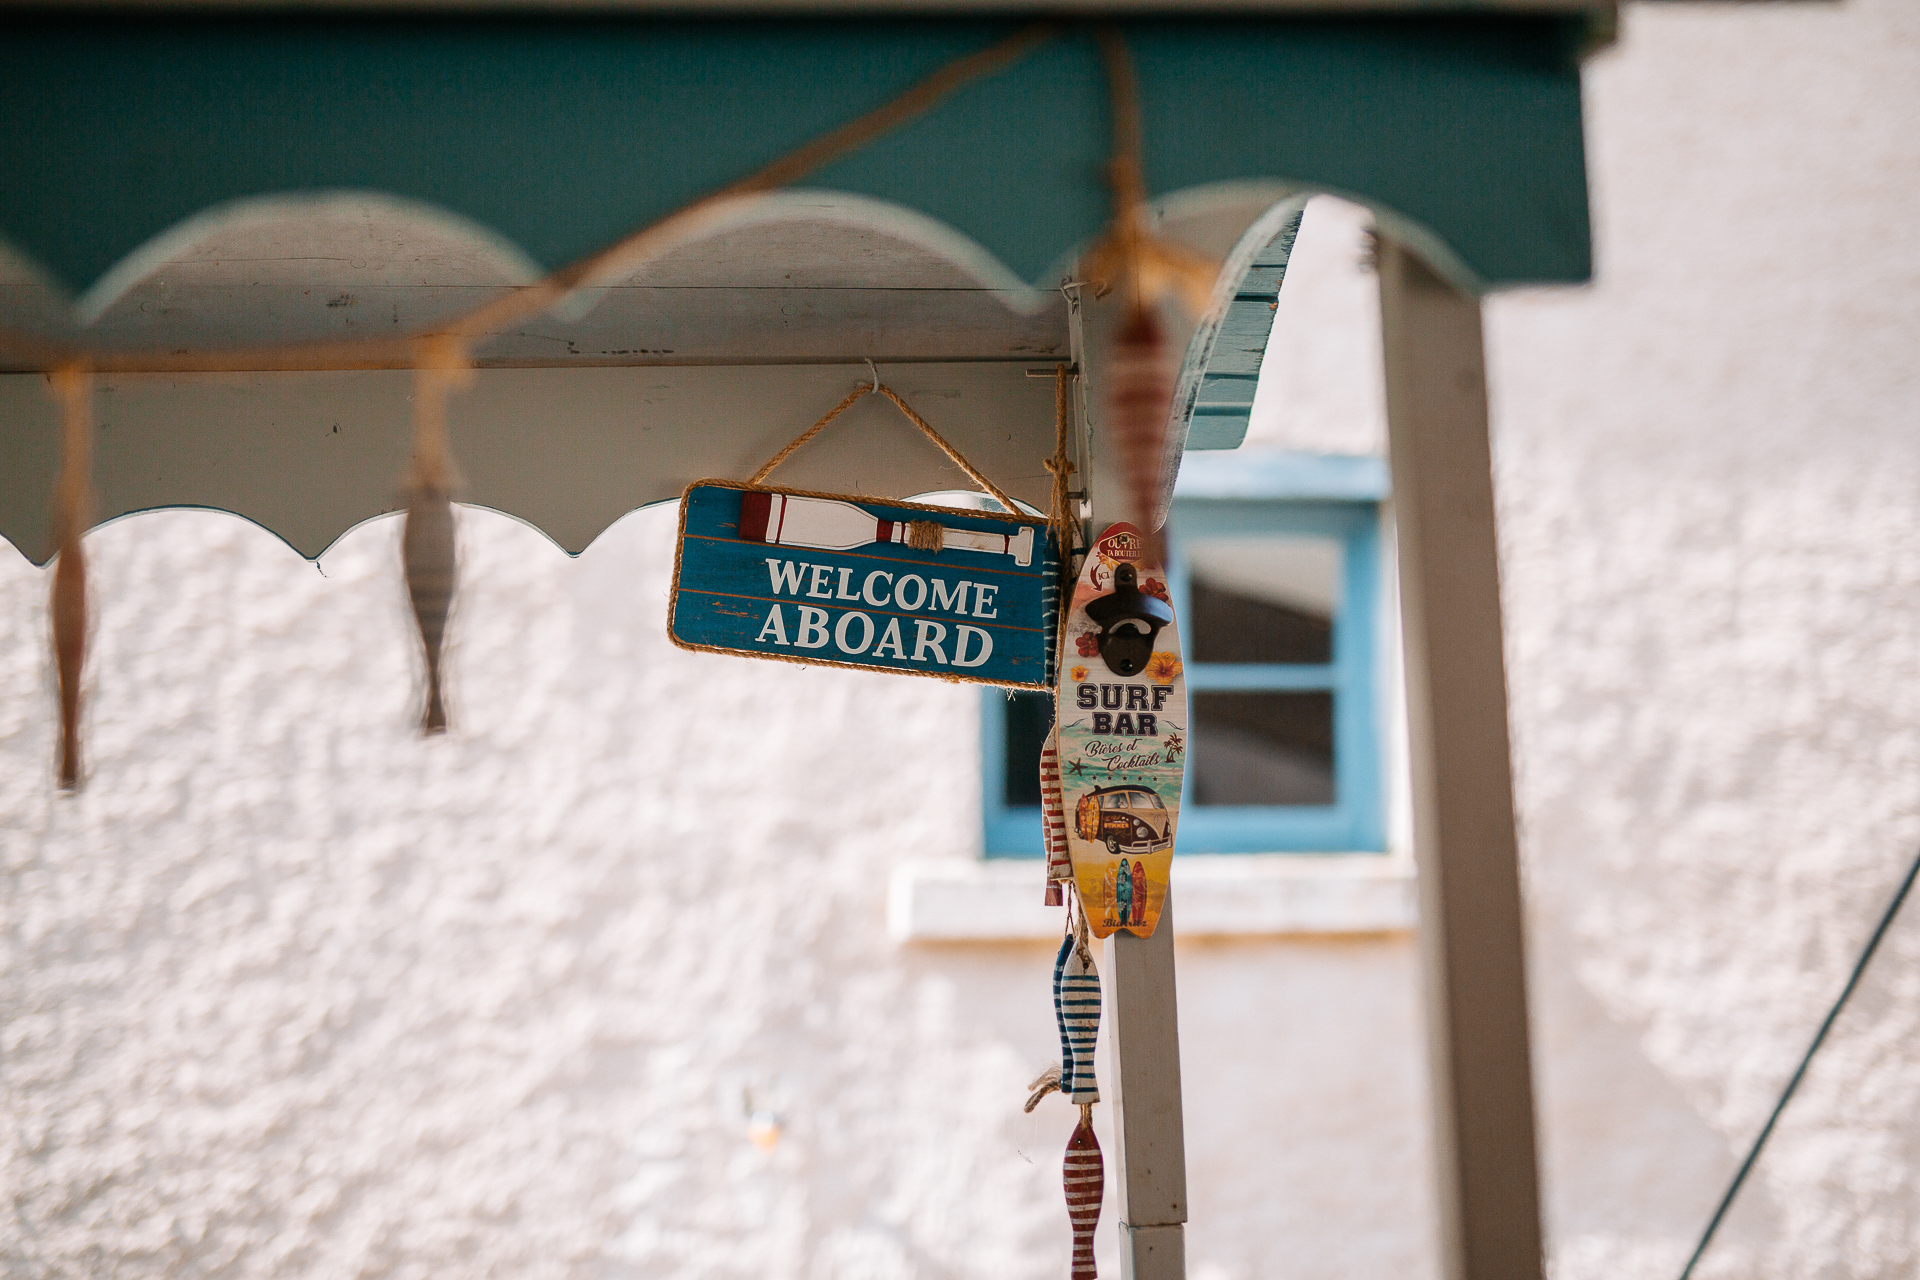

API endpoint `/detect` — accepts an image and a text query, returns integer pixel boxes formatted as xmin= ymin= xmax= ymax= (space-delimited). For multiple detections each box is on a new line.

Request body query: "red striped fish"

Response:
xmin=1041 ymin=734 xmax=1072 ymax=897
xmin=1105 ymin=305 xmax=1174 ymax=554
xmin=1064 ymin=1111 xmax=1104 ymax=1280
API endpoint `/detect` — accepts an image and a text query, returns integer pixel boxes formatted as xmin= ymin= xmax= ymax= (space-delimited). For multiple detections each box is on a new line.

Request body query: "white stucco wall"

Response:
xmin=4 ymin=1 xmax=1919 ymax=1277
xmin=0 ymin=502 xmax=1435 ymax=1280
xmin=1496 ymin=2 xmax=1920 ymax=1274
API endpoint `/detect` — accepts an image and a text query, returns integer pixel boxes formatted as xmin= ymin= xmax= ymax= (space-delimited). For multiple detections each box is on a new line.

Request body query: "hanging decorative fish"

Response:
xmin=403 ymin=480 xmax=455 ymax=734
xmin=1078 ymin=30 xmax=1216 ymax=549
xmin=1055 ymin=932 xmax=1101 ymax=1105
xmin=50 ymin=535 xmax=85 ymax=787
xmin=1064 ymin=1110 xmax=1104 ymax=1280
xmin=1031 ymin=906 xmax=1105 ymax=1277
xmin=401 ymin=338 xmax=472 ymax=735
xmin=1050 ymin=930 xmax=1076 ymax=1084
xmin=48 ymin=366 xmax=92 ymax=790
xmin=1104 ymin=303 xmax=1175 ymax=551
xmin=1041 ymin=735 xmax=1072 ymax=903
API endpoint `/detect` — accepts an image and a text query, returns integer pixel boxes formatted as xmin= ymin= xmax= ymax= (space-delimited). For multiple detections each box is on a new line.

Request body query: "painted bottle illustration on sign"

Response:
xmin=737 ymin=490 xmax=1035 ymax=565
xmin=1056 ymin=522 xmax=1186 ymax=938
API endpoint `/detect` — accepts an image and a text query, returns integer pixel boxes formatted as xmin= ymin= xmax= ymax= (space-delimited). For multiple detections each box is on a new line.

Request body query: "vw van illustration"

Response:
xmin=1074 ymin=785 xmax=1174 ymax=856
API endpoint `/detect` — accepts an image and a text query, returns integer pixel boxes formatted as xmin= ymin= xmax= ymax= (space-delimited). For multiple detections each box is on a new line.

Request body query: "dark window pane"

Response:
xmin=1190 ymin=577 xmax=1332 ymax=665
xmin=1002 ymin=691 xmax=1052 ymax=807
xmin=1191 ymin=691 xmax=1335 ymax=806
xmin=1186 ymin=535 xmax=1340 ymax=665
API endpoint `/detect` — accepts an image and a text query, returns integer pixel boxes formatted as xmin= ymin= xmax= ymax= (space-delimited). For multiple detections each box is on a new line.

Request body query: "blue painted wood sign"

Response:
xmin=670 ymin=481 xmax=1057 ymax=690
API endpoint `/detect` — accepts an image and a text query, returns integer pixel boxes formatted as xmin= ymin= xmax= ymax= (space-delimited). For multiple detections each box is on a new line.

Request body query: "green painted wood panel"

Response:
xmin=0 ymin=14 xmax=1590 ymax=298
xmin=1184 ymin=213 xmax=1301 ymax=450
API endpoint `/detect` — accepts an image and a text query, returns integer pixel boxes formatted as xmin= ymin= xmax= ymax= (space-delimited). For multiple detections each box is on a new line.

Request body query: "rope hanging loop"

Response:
xmin=749 ymin=375 xmax=1024 ymax=519
xmin=46 ymin=364 xmax=93 ymax=789
xmin=402 ymin=336 xmax=474 ymax=735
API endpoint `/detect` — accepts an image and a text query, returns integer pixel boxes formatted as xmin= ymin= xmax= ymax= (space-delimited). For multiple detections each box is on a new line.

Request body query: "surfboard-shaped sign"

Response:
xmin=1056 ymin=523 xmax=1187 ymax=938
xmin=670 ymin=480 xmax=1057 ymax=690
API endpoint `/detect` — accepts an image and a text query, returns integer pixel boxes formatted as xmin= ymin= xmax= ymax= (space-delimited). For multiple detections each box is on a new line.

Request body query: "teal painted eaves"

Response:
xmin=1184 ymin=213 xmax=1301 ymax=450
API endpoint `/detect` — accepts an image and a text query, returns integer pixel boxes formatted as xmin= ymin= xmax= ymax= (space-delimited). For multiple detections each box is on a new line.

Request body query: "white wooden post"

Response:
xmin=1377 ymin=236 xmax=1545 ymax=1280
xmin=1070 ymin=277 xmax=1190 ymax=1280
xmin=1104 ymin=900 xmax=1188 ymax=1280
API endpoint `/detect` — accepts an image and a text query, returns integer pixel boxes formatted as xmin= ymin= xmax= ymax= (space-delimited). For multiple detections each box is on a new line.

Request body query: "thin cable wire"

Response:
xmin=1678 ymin=843 xmax=1920 ymax=1280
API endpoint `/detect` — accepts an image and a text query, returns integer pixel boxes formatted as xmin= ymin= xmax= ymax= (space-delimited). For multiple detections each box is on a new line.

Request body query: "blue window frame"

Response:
xmin=982 ymin=453 xmax=1388 ymax=857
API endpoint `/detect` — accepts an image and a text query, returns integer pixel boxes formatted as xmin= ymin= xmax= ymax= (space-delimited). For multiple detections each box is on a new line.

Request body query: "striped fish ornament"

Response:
xmin=1105 ymin=304 xmax=1175 ymax=554
xmin=403 ymin=481 xmax=456 ymax=734
xmin=48 ymin=367 xmax=92 ymax=789
xmin=402 ymin=338 xmax=472 ymax=735
xmin=1041 ymin=733 xmax=1072 ymax=900
xmin=1058 ymin=941 xmax=1101 ymax=1105
xmin=1051 ymin=932 xmax=1077 ymax=1094
xmin=1064 ymin=1110 xmax=1104 ymax=1280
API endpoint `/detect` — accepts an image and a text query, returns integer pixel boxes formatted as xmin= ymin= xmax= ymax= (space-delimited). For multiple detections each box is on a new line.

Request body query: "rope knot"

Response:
xmin=1024 ymin=1064 xmax=1063 ymax=1113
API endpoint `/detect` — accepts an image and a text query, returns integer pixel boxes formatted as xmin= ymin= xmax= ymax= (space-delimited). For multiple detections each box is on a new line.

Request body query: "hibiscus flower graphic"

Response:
xmin=1069 ymin=665 xmax=1089 ymax=682
xmin=1146 ymin=651 xmax=1183 ymax=683
xmin=1075 ymin=632 xmax=1101 ymax=657
xmin=1141 ymin=578 xmax=1170 ymax=603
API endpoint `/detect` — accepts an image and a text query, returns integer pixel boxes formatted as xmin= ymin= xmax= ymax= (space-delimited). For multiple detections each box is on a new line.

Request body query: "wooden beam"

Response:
xmin=0 ymin=362 xmax=1059 ymax=562
xmin=1376 ymin=237 xmax=1543 ymax=1280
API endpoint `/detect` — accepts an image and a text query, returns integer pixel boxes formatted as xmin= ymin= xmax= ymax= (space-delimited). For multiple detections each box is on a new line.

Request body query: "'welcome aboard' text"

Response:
xmin=754 ymin=558 xmax=1001 ymax=667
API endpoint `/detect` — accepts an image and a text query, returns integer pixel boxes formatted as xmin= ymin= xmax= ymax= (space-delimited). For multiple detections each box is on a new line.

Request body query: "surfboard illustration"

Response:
xmin=1055 ymin=522 xmax=1186 ymax=939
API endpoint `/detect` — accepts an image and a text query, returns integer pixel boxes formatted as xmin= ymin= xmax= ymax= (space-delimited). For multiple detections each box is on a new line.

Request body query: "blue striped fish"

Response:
xmin=1053 ymin=935 xmax=1101 ymax=1105
xmin=1051 ymin=933 xmax=1075 ymax=1096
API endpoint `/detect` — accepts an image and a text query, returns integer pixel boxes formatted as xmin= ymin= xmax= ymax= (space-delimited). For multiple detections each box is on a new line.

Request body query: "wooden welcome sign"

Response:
xmin=670 ymin=480 xmax=1058 ymax=690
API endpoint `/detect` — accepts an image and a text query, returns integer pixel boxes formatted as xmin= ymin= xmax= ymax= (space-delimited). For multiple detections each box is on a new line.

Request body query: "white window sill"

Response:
xmin=888 ymin=855 xmax=1416 ymax=942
